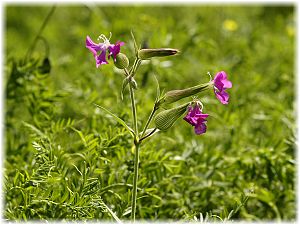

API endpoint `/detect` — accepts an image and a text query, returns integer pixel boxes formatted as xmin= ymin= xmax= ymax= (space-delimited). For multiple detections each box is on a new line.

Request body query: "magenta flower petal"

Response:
xmin=214 ymin=78 xmax=224 ymax=91
xmin=194 ymin=122 xmax=207 ymax=135
xmin=198 ymin=113 xmax=209 ymax=119
xmin=184 ymin=103 xmax=209 ymax=135
xmin=95 ymin=50 xmax=108 ymax=68
xmin=190 ymin=104 xmax=202 ymax=116
xmin=108 ymin=41 xmax=125 ymax=61
xmin=86 ymin=36 xmax=103 ymax=55
xmin=223 ymin=80 xmax=232 ymax=89
xmin=184 ymin=105 xmax=202 ymax=126
xmin=184 ymin=114 xmax=197 ymax=126
xmin=213 ymin=71 xmax=232 ymax=104
xmin=214 ymin=90 xmax=229 ymax=104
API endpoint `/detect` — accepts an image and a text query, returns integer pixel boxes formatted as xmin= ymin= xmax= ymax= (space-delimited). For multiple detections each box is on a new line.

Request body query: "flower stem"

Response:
xmin=129 ymin=58 xmax=138 ymax=76
xmin=127 ymin=56 xmax=144 ymax=222
xmin=128 ymin=78 xmax=139 ymax=222
xmin=140 ymin=128 xmax=157 ymax=142
xmin=129 ymin=85 xmax=138 ymax=136
xmin=140 ymin=103 xmax=158 ymax=138
xmin=129 ymin=58 xmax=142 ymax=77
xmin=131 ymin=142 xmax=140 ymax=222
xmin=25 ymin=5 xmax=56 ymax=59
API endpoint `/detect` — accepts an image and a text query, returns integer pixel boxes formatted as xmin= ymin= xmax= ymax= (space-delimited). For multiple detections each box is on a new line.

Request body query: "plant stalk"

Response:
xmin=129 ymin=85 xmax=138 ymax=136
xmin=140 ymin=104 xmax=158 ymax=138
xmin=128 ymin=78 xmax=139 ymax=222
xmin=140 ymin=128 xmax=157 ymax=142
xmin=131 ymin=142 xmax=140 ymax=222
xmin=25 ymin=5 xmax=56 ymax=59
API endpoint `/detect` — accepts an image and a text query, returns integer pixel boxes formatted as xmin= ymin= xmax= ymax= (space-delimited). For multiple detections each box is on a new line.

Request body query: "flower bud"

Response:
xmin=159 ymin=82 xmax=214 ymax=105
xmin=114 ymin=53 xmax=129 ymax=69
xmin=154 ymin=102 xmax=190 ymax=131
xmin=138 ymin=48 xmax=179 ymax=60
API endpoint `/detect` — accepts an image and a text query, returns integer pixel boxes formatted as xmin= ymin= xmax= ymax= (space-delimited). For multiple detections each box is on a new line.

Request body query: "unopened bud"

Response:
xmin=159 ymin=82 xmax=214 ymax=105
xmin=114 ymin=53 xmax=129 ymax=69
xmin=154 ymin=103 xmax=190 ymax=131
xmin=138 ymin=48 xmax=179 ymax=60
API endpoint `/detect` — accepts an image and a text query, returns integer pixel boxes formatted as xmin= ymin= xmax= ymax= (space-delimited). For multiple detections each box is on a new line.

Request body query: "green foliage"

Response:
xmin=4 ymin=4 xmax=295 ymax=222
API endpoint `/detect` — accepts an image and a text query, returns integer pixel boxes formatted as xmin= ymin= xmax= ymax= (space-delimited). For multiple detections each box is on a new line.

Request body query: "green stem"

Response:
xmin=127 ymin=56 xmax=144 ymax=222
xmin=129 ymin=58 xmax=141 ymax=77
xmin=99 ymin=183 xmax=133 ymax=195
xmin=133 ymin=59 xmax=142 ymax=76
xmin=124 ymin=68 xmax=130 ymax=77
xmin=129 ymin=85 xmax=138 ymax=136
xmin=25 ymin=5 xmax=56 ymax=59
xmin=129 ymin=58 xmax=138 ymax=75
xmin=128 ymin=75 xmax=139 ymax=222
xmin=140 ymin=128 xmax=157 ymax=142
xmin=140 ymin=104 xmax=158 ymax=138
xmin=131 ymin=142 xmax=140 ymax=222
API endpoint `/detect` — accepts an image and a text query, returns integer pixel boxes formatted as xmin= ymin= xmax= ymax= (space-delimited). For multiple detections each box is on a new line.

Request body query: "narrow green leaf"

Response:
xmin=131 ymin=30 xmax=138 ymax=56
xmin=72 ymin=164 xmax=83 ymax=176
xmin=22 ymin=121 xmax=46 ymax=138
xmin=98 ymin=197 xmax=123 ymax=223
xmin=60 ymin=190 xmax=69 ymax=203
xmin=13 ymin=170 xmax=20 ymax=186
xmin=94 ymin=103 xmax=135 ymax=137
xmin=70 ymin=127 xmax=87 ymax=146
xmin=122 ymin=207 xmax=131 ymax=217
xmin=152 ymin=73 xmax=160 ymax=102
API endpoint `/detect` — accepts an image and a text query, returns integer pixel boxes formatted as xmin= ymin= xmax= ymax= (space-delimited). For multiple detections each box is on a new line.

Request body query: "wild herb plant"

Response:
xmin=5 ymin=5 xmax=295 ymax=222
xmin=85 ymin=31 xmax=232 ymax=221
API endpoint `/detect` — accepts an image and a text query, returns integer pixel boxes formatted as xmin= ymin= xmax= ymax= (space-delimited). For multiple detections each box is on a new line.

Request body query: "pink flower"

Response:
xmin=183 ymin=102 xmax=209 ymax=135
xmin=213 ymin=71 xmax=232 ymax=104
xmin=86 ymin=34 xmax=124 ymax=68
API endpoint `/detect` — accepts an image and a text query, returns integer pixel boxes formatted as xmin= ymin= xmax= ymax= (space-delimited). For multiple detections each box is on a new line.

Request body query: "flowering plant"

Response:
xmin=86 ymin=32 xmax=232 ymax=221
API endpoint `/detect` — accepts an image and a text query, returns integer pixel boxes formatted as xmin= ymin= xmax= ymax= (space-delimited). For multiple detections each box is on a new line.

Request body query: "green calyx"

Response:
xmin=158 ymin=82 xmax=214 ymax=106
xmin=154 ymin=102 xmax=190 ymax=131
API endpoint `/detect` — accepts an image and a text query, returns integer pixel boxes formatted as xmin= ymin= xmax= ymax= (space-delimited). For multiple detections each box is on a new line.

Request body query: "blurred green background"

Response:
xmin=4 ymin=4 xmax=295 ymax=222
